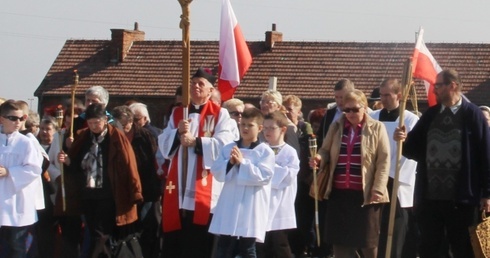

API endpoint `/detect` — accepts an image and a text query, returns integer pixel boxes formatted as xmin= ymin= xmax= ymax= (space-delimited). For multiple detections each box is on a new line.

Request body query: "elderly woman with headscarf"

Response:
xmin=310 ymin=89 xmax=390 ymax=258
xmin=58 ymin=103 xmax=142 ymax=257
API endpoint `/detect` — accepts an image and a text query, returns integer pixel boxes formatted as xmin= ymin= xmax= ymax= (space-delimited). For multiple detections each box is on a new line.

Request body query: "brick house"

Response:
xmin=34 ymin=23 xmax=490 ymax=128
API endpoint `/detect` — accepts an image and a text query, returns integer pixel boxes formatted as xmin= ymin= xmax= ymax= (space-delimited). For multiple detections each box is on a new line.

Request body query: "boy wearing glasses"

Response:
xmin=0 ymin=100 xmax=43 ymax=257
xmin=258 ymin=111 xmax=300 ymax=258
xmin=209 ymin=108 xmax=275 ymax=257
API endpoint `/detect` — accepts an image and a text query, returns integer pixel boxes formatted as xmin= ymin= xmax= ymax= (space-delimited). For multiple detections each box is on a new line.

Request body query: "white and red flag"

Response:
xmin=218 ymin=0 xmax=252 ymax=102
xmin=412 ymin=27 xmax=442 ymax=107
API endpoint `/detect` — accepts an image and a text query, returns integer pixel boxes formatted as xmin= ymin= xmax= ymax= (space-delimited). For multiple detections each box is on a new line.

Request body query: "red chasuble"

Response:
xmin=162 ymin=101 xmax=221 ymax=232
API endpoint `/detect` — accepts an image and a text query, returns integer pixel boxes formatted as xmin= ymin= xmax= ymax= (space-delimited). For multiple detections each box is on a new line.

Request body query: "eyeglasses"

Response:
xmin=3 ymin=115 xmax=26 ymax=122
xmin=263 ymin=126 xmax=280 ymax=131
xmin=433 ymin=82 xmax=447 ymax=89
xmin=133 ymin=116 xmax=143 ymax=122
xmin=343 ymin=107 xmax=362 ymax=113
xmin=229 ymin=111 xmax=242 ymax=117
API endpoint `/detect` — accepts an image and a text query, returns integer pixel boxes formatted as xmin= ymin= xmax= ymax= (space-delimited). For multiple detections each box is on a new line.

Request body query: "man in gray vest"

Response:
xmin=395 ymin=69 xmax=490 ymax=258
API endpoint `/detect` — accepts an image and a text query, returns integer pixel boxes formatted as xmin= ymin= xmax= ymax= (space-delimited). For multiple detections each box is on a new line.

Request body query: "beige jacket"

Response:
xmin=318 ymin=114 xmax=390 ymax=205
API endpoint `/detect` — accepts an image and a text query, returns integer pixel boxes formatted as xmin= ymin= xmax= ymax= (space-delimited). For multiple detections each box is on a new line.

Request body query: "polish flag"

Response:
xmin=218 ymin=0 xmax=252 ymax=102
xmin=412 ymin=27 xmax=442 ymax=107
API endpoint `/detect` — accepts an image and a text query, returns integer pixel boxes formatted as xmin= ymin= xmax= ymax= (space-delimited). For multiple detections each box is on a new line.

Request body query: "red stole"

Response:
xmin=162 ymin=101 xmax=221 ymax=232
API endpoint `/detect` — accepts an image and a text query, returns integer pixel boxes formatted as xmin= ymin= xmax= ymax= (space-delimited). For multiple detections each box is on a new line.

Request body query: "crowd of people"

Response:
xmin=1 ymin=67 xmax=490 ymax=258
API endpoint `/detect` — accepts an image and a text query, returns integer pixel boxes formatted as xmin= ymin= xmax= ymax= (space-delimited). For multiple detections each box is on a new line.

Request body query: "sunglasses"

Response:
xmin=229 ymin=111 xmax=242 ymax=117
xmin=343 ymin=107 xmax=362 ymax=113
xmin=3 ymin=115 xmax=26 ymax=122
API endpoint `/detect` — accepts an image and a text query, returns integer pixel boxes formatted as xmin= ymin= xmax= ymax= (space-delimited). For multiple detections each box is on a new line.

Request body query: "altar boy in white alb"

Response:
xmin=258 ymin=111 xmax=300 ymax=258
xmin=209 ymin=108 xmax=275 ymax=258
xmin=0 ymin=100 xmax=43 ymax=257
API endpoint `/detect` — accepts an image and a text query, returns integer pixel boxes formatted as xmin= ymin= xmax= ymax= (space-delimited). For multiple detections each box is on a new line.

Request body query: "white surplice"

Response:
xmin=209 ymin=142 xmax=275 ymax=243
xmin=370 ymin=110 xmax=419 ymax=207
xmin=0 ymin=130 xmax=43 ymax=227
xmin=158 ymin=104 xmax=237 ymax=212
xmin=24 ymin=132 xmax=47 ymax=210
xmin=267 ymin=143 xmax=300 ymax=231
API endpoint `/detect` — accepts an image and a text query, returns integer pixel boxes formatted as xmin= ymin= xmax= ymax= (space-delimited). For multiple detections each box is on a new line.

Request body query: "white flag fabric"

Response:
xmin=412 ymin=27 xmax=442 ymax=107
xmin=218 ymin=0 xmax=252 ymax=101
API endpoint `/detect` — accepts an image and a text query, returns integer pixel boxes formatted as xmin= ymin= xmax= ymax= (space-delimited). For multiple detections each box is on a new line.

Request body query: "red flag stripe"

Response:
xmin=412 ymin=27 xmax=442 ymax=107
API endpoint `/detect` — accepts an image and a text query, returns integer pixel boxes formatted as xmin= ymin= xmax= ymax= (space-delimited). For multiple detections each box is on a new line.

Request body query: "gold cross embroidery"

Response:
xmin=166 ymin=181 xmax=176 ymax=194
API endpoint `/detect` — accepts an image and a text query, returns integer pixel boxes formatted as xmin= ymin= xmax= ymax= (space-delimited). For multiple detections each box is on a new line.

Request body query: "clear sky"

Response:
xmin=2 ymin=0 xmax=490 ymax=111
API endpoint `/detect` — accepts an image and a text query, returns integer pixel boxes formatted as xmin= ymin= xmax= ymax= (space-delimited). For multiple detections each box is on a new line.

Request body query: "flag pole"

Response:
xmin=178 ymin=0 xmax=192 ymax=201
xmin=385 ymin=58 xmax=413 ymax=258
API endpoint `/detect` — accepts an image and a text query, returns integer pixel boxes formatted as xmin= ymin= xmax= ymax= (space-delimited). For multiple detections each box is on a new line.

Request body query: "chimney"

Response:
xmin=265 ymin=23 xmax=283 ymax=49
xmin=110 ymin=22 xmax=145 ymax=63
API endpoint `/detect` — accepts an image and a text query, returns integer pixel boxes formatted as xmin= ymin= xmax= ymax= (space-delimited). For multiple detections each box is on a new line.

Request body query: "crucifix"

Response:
xmin=166 ymin=181 xmax=176 ymax=194
xmin=178 ymin=0 xmax=192 ymax=201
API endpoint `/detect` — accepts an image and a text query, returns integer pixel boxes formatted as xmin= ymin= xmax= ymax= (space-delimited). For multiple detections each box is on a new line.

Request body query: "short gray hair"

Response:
xmin=261 ymin=90 xmax=283 ymax=105
xmin=85 ymin=86 xmax=109 ymax=105
xmin=129 ymin=102 xmax=151 ymax=122
xmin=222 ymin=98 xmax=244 ymax=111
xmin=25 ymin=111 xmax=40 ymax=129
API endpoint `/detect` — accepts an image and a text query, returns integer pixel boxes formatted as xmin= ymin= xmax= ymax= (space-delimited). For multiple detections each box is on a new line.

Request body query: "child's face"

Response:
xmin=1 ymin=110 xmax=25 ymax=134
xmin=263 ymin=119 xmax=286 ymax=145
xmin=239 ymin=118 xmax=262 ymax=142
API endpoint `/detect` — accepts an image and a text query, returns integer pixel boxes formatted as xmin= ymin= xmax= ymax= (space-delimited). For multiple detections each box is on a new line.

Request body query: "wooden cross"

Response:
xmin=166 ymin=181 xmax=176 ymax=194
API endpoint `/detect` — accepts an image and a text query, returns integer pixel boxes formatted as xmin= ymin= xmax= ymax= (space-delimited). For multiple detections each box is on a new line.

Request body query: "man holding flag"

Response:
xmin=394 ymin=69 xmax=490 ymax=257
xmin=370 ymin=78 xmax=419 ymax=258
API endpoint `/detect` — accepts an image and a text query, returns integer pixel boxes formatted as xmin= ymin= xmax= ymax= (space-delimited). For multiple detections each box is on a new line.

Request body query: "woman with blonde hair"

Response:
xmin=259 ymin=90 xmax=300 ymax=154
xmin=310 ymin=89 xmax=390 ymax=258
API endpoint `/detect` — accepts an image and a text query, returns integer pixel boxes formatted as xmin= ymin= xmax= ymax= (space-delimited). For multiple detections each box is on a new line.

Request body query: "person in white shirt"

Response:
xmin=370 ymin=78 xmax=419 ymax=258
xmin=0 ymin=100 xmax=43 ymax=257
xmin=159 ymin=68 xmax=237 ymax=257
xmin=257 ymin=111 xmax=300 ymax=258
xmin=209 ymin=107 xmax=275 ymax=258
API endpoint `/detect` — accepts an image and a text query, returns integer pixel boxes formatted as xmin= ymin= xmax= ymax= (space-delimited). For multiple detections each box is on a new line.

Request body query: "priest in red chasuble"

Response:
xmin=158 ymin=68 xmax=238 ymax=258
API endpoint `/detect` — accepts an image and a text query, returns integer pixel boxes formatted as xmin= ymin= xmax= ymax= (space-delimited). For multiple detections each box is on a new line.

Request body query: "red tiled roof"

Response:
xmin=35 ymin=39 xmax=490 ymax=105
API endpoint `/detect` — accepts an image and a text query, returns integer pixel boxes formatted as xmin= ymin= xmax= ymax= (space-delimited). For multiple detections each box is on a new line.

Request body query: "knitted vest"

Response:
xmin=426 ymin=108 xmax=462 ymax=200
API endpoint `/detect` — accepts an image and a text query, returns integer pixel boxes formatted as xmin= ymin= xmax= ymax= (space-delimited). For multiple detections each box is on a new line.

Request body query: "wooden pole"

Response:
xmin=70 ymin=70 xmax=78 ymax=140
xmin=410 ymin=84 xmax=419 ymax=116
xmin=385 ymin=58 xmax=412 ymax=258
xmin=55 ymin=105 xmax=66 ymax=211
xmin=178 ymin=0 xmax=192 ymax=200
xmin=309 ymin=136 xmax=321 ymax=246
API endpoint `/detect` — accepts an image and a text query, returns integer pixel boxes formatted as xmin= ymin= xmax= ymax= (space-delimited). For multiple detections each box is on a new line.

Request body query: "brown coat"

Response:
xmin=54 ymin=124 xmax=143 ymax=226
xmin=318 ymin=114 xmax=390 ymax=205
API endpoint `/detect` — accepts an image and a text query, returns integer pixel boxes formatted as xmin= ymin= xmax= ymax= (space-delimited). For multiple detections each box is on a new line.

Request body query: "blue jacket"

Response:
xmin=403 ymin=99 xmax=490 ymax=206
